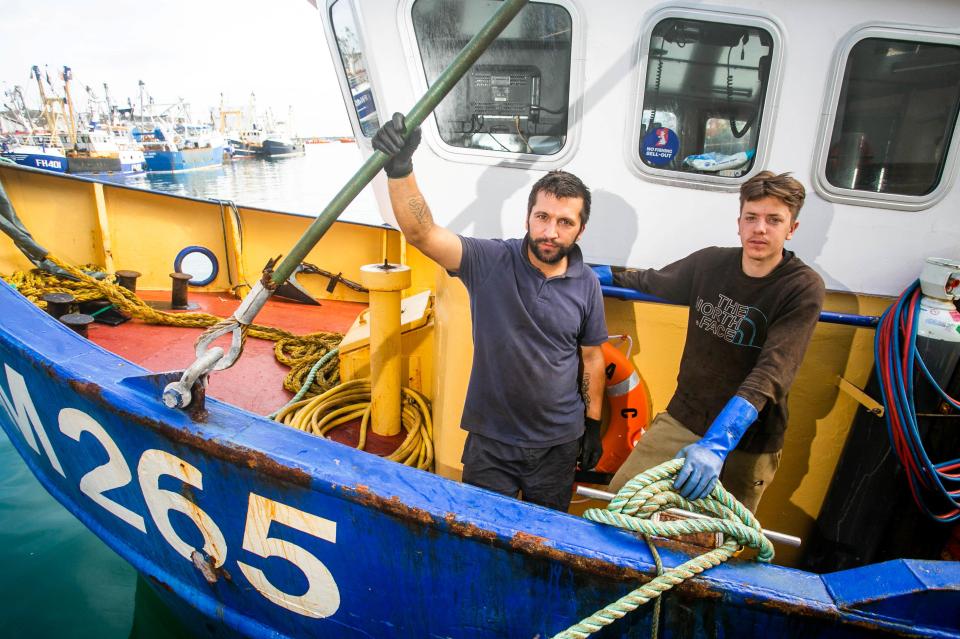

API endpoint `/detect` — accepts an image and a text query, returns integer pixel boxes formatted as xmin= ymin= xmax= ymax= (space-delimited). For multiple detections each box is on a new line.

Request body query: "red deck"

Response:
xmin=87 ymin=290 xmax=366 ymax=417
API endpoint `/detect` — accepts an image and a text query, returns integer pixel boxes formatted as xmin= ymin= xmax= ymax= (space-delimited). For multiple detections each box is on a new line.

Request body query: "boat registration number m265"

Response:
xmin=0 ymin=363 xmax=341 ymax=620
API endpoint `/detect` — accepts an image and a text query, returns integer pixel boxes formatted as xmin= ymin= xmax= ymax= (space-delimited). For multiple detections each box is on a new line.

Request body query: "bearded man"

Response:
xmin=372 ymin=113 xmax=606 ymax=511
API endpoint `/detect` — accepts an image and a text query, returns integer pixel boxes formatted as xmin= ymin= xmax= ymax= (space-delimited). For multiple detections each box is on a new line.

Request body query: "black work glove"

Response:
xmin=371 ymin=112 xmax=422 ymax=178
xmin=578 ymin=417 xmax=603 ymax=470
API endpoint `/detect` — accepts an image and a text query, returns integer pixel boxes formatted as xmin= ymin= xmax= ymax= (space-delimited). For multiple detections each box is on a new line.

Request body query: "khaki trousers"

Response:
xmin=608 ymin=412 xmax=781 ymax=513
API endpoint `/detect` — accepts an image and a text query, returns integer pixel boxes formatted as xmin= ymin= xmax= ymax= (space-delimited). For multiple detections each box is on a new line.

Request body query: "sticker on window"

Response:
xmin=641 ymin=127 xmax=680 ymax=166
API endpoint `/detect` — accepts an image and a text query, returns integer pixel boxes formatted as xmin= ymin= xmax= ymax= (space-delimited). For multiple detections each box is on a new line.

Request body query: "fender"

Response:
xmin=594 ymin=335 xmax=652 ymax=474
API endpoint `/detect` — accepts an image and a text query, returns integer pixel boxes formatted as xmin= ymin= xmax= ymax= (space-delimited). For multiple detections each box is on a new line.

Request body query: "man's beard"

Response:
xmin=527 ymin=233 xmax=574 ymax=265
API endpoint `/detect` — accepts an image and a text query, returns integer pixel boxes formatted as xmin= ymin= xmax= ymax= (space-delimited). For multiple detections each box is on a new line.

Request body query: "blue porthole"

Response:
xmin=174 ymin=245 xmax=219 ymax=286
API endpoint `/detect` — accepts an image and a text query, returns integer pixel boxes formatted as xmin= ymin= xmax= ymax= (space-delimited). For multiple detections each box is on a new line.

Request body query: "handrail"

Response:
xmin=601 ymin=284 xmax=881 ymax=328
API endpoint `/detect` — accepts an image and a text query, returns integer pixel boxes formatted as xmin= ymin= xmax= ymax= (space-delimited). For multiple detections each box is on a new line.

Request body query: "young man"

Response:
xmin=372 ymin=113 xmax=607 ymax=511
xmin=595 ymin=171 xmax=825 ymax=512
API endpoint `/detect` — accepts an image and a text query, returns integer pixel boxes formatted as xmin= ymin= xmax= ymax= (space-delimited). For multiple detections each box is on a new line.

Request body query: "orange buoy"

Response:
xmin=594 ymin=335 xmax=652 ymax=474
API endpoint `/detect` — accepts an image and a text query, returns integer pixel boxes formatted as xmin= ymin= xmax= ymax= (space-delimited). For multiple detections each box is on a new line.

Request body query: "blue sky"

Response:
xmin=0 ymin=0 xmax=352 ymax=136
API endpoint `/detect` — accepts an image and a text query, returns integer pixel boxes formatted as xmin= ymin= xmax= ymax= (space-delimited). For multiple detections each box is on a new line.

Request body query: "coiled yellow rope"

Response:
xmin=273 ymin=379 xmax=434 ymax=471
xmin=274 ymin=332 xmax=342 ymax=397
xmin=553 ymin=459 xmax=774 ymax=639
xmin=2 ymin=256 xmax=344 ymax=396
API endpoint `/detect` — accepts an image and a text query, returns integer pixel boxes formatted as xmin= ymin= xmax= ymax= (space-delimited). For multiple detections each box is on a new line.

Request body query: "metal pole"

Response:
xmin=268 ymin=0 xmax=530 ymax=287
xmin=575 ymin=486 xmax=803 ymax=548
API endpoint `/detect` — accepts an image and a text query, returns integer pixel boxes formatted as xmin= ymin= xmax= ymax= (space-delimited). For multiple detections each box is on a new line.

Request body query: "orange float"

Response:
xmin=593 ymin=335 xmax=652 ymax=474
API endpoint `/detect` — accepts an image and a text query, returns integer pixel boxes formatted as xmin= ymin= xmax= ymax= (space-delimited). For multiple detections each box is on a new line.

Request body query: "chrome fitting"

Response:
xmin=162 ymin=347 xmax=224 ymax=409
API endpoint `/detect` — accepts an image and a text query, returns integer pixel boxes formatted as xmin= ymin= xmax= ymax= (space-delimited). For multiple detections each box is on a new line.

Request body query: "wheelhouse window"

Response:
xmin=411 ymin=0 xmax=572 ymax=156
xmin=330 ymin=1 xmax=380 ymax=137
xmin=824 ymin=38 xmax=960 ymax=198
xmin=636 ymin=15 xmax=776 ymax=182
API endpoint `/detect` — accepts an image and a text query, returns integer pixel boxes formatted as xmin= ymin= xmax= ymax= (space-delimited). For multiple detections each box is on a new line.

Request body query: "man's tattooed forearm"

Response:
xmin=581 ymin=373 xmax=591 ymax=411
xmin=408 ymin=196 xmax=433 ymax=228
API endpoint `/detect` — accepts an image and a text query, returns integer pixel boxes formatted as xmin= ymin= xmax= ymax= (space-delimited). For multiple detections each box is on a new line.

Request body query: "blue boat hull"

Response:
xmin=1 ymin=152 xmax=68 ymax=173
xmin=0 ymin=280 xmax=957 ymax=638
xmin=260 ymin=139 xmax=305 ymax=158
xmin=144 ymin=147 xmax=224 ymax=173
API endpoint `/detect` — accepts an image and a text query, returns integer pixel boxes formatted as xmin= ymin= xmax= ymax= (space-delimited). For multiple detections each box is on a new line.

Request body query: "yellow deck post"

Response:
xmin=92 ymin=182 xmax=115 ymax=273
xmin=359 ymin=263 xmax=412 ymax=436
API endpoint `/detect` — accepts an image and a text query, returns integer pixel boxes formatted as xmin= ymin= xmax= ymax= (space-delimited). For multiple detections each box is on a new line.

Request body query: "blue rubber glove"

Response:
xmin=673 ymin=396 xmax=758 ymax=501
xmin=591 ymin=265 xmax=613 ymax=286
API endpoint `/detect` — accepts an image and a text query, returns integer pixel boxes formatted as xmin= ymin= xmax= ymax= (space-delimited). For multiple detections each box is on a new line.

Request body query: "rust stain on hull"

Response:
xmin=66 ymin=377 xmax=312 ymax=488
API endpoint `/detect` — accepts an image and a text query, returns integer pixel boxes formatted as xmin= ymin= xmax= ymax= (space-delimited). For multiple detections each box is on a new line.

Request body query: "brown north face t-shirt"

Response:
xmin=614 ymin=247 xmax=825 ymax=453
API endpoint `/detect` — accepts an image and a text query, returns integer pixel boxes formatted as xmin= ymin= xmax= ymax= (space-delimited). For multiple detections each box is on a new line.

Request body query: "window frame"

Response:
xmin=323 ymin=0 xmax=386 ymax=140
xmin=626 ymin=6 xmax=785 ymax=192
xmin=812 ymin=24 xmax=960 ymax=211
xmin=400 ymin=0 xmax=585 ymax=169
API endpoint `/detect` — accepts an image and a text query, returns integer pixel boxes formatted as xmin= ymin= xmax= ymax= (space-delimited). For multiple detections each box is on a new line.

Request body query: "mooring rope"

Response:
xmin=2 ymin=256 xmax=343 ymax=396
xmin=552 ymin=459 xmax=774 ymax=639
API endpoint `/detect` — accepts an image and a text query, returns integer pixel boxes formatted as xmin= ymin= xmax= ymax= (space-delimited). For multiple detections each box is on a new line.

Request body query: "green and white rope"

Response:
xmin=267 ymin=347 xmax=340 ymax=419
xmin=552 ymin=459 xmax=775 ymax=639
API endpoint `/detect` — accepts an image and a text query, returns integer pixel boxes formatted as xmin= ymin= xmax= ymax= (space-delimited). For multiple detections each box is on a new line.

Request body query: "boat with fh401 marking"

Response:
xmin=0 ymin=139 xmax=68 ymax=173
xmin=1 ymin=85 xmax=68 ymax=172
xmin=1 ymin=0 xmax=960 ymax=637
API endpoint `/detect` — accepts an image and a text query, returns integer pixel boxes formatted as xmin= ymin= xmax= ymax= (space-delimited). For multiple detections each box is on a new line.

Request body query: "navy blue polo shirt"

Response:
xmin=453 ymin=236 xmax=607 ymax=447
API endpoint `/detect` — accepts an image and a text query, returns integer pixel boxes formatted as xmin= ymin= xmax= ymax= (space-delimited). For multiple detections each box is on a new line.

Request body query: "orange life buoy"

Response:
xmin=594 ymin=335 xmax=652 ymax=474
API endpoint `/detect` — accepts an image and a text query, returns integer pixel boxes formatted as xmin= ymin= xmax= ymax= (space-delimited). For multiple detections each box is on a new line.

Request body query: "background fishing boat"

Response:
xmin=258 ymin=107 xmax=305 ymax=158
xmin=0 ymin=139 xmax=68 ymax=172
xmin=131 ymin=84 xmax=224 ymax=173
xmin=134 ymin=123 xmax=223 ymax=173
xmin=1 ymin=85 xmax=69 ymax=173
xmin=260 ymin=134 xmax=305 ymax=158
xmin=67 ymin=127 xmax=146 ymax=175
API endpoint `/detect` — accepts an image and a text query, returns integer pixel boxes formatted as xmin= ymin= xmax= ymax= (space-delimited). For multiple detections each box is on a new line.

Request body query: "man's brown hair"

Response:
xmin=739 ymin=171 xmax=806 ymax=221
xmin=527 ymin=170 xmax=592 ymax=226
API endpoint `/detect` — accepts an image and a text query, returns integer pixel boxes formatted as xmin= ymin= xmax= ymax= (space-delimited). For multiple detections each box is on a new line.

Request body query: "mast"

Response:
xmin=30 ymin=65 xmax=64 ymax=148
xmin=217 ymin=93 xmax=243 ymax=134
xmin=84 ymin=84 xmax=99 ymax=127
xmin=138 ymin=79 xmax=146 ymax=125
xmin=103 ymin=82 xmax=115 ymax=125
xmin=5 ymin=86 xmax=35 ymax=138
xmin=247 ymin=91 xmax=257 ymax=130
xmin=61 ymin=66 xmax=78 ymax=147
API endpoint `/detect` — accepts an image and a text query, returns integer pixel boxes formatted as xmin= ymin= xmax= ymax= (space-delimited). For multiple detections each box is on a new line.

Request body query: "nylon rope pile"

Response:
xmin=273 ymin=379 xmax=434 ymax=470
xmin=2 ymin=255 xmax=343 ymax=397
xmin=553 ymin=459 xmax=774 ymax=639
xmin=875 ymin=279 xmax=960 ymax=522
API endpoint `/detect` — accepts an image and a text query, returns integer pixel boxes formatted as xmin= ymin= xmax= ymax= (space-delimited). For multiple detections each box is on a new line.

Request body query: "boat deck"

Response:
xmin=87 ymin=290 xmax=365 ymax=417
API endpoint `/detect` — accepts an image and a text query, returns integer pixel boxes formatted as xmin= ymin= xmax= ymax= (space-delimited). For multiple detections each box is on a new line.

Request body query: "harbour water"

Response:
xmin=108 ymin=141 xmax=379 ymax=224
xmin=0 ymin=141 xmax=376 ymax=638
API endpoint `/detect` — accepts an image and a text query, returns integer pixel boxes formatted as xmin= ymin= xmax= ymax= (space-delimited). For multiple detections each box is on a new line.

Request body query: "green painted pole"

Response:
xmin=270 ymin=0 xmax=530 ymax=287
